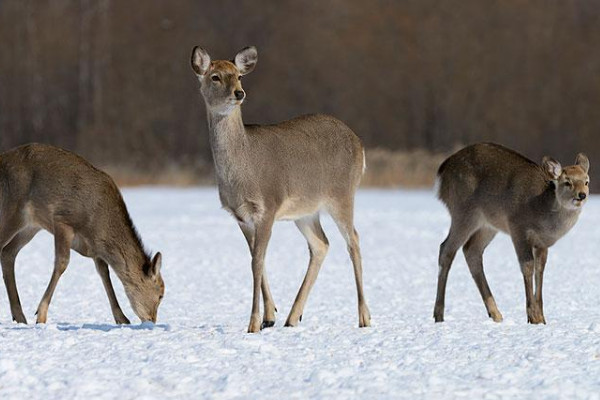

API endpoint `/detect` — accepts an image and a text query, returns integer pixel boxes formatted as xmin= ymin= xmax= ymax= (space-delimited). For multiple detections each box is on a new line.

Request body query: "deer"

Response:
xmin=0 ymin=143 xmax=165 ymax=324
xmin=433 ymin=143 xmax=590 ymax=324
xmin=191 ymin=46 xmax=370 ymax=333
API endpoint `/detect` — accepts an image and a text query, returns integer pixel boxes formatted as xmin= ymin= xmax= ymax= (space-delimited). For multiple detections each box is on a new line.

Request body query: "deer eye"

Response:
xmin=564 ymin=181 xmax=572 ymax=188
xmin=211 ymin=75 xmax=221 ymax=82
xmin=238 ymin=75 xmax=242 ymax=81
xmin=585 ymin=181 xmax=589 ymax=186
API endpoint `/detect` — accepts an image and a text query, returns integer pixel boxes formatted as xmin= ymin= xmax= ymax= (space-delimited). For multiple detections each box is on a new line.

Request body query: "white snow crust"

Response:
xmin=1 ymin=188 xmax=599 ymax=399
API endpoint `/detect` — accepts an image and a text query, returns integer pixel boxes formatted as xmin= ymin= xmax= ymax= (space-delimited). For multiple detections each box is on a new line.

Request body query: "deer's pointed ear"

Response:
xmin=150 ymin=252 xmax=162 ymax=278
xmin=542 ymin=156 xmax=563 ymax=180
xmin=191 ymin=46 xmax=211 ymax=76
xmin=575 ymin=153 xmax=590 ymax=173
xmin=234 ymin=46 xmax=257 ymax=75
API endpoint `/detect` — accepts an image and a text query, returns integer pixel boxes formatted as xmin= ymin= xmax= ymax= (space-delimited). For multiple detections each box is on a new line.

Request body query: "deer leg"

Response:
xmin=463 ymin=227 xmax=502 ymax=322
xmin=95 ymin=258 xmax=130 ymax=324
xmin=434 ymin=215 xmax=479 ymax=322
xmin=239 ymin=222 xmax=277 ymax=329
xmin=330 ymin=201 xmax=370 ymax=328
xmin=285 ymin=214 xmax=329 ymax=327
xmin=0 ymin=211 xmax=27 ymax=323
xmin=513 ymin=237 xmax=543 ymax=324
xmin=533 ymin=247 xmax=548 ymax=324
xmin=247 ymin=216 xmax=274 ymax=333
xmin=36 ymin=223 xmax=74 ymax=324
xmin=259 ymin=272 xmax=276 ymax=329
xmin=1 ymin=228 xmax=39 ymax=324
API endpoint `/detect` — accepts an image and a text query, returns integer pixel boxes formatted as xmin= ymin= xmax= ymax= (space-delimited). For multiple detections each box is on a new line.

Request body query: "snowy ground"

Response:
xmin=1 ymin=188 xmax=600 ymax=399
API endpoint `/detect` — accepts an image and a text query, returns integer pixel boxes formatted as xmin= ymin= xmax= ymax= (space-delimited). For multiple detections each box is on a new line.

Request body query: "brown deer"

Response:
xmin=434 ymin=143 xmax=589 ymax=324
xmin=0 ymin=143 xmax=164 ymax=324
xmin=191 ymin=46 xmax=370 ymax=333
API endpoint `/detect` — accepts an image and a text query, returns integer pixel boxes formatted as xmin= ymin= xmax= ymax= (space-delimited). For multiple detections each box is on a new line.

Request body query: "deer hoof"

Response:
xmin=13 ymin=314 xmax=27 ymax=324
xmin=261 ymin=321 xmax=275 ymax=329
xmin=115 ymin=315 xmax=131 ymax=325
xmin=489 ymin=311 xmax=503 ymax=323
xmin=527 ymin=314 xmax=546 ymax=325
xmin=247 ymin=315 xmax=261 ymax=333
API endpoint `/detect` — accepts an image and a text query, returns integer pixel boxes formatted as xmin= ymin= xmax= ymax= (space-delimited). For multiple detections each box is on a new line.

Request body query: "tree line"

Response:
xmin=1 ymin=1 xmax=599 ymax=188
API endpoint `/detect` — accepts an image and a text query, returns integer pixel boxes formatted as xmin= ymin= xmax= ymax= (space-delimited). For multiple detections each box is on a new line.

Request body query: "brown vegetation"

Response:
xmin=1 ymin=1 xmax=599 ymax=189
xmin=362 ymin=148 xmax=450 ymax=188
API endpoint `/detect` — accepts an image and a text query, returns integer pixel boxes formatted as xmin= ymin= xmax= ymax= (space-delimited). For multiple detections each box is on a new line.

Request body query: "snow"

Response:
xmin=1 ymin=187 xmax=600 ymax=399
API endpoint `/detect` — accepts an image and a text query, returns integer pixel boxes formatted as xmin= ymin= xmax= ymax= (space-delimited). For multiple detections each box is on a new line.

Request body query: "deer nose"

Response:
xmin=234 ymin=90 xmax=245 ymax=100
xmin=578 ymin=192 xmax=587 ymax=200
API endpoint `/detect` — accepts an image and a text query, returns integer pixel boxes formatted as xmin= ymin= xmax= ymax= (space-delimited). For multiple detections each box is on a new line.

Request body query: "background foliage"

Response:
xmin=1 ymin=1 xmax=599 ymax=187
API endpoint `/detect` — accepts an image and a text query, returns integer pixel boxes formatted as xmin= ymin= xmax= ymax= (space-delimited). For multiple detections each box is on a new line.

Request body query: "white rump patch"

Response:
xmin=362 ymin=149 xmax=367 ymax=174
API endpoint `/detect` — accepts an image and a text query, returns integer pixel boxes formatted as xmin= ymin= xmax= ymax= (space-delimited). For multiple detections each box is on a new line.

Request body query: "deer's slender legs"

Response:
xmin=36 ymin=223 xmax=74 ymax=324
xmin=247 ymin=216 xmax=274 ymax=333
xmin=512 ymin=235 xmax=544 ymax=324
xmin=329 ymin=200 xmax=370 ymax=328
xmin=1 ymin=228 xmax=39 ymax=323
xmin=533 ymin=247 xmax=548 ymax=324
xmin=239 ymin=222 xmax=277 ymax=328
xmin=285 ymin=213 xmax=329 ymax=327
xmin=434 ymin=213 xmax=479 ymax=322
xmin=95 ymin=258 xmax=130 ymax=325
xmin=463 ymin=227 xmax=502 ymax=322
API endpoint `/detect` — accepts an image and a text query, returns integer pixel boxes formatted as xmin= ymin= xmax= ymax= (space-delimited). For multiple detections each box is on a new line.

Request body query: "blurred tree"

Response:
xmin=1 ymin=0 xmax=599 ymax=187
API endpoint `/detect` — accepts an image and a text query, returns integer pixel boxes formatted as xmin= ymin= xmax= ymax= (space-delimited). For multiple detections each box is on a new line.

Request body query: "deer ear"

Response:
xmin=150 ymin=252 xmax=162 ymax=278
xmin=542 ymin=156 xmax=563 ymax=180
xmin=575 ymin=153 xmax=590 ymax=173
xmin=191 ymin=46 xmax=211 ymax=76
xmin=234 ymin=46 xmax=257 ymax=75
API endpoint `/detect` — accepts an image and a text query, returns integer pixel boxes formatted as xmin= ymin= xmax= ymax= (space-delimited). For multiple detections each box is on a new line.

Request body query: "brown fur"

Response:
xmin=433 ymin=143 xmax=590 ymax=324
xmin=0 ymin=143 xmax=164 ymax=324
xmin=192 ymin=46 xmax=370 ymax=332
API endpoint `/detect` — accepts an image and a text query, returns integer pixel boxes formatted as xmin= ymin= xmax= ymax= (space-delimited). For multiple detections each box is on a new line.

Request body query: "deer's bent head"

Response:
xmin=191 ymin=46 xmax=258 ymax=116
xmin=123 ymin=252 xmax=165 ymax=323
xmin=542 ymin=153 xmax=590 ymax=210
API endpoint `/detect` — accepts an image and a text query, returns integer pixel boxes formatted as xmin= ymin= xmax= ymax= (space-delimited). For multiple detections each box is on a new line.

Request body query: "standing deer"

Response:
xmin=191 ymin=46 xmax=370 ymax=333
xmin=0 ymin=143 xmax=164 ymax=324
xmin=434 ymin=143 xmax=590 ymax=324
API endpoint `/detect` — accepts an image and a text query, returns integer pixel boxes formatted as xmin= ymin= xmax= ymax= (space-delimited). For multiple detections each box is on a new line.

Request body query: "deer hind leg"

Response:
xmin=239 ymin=222 xmax=277 ymax=329
xmin=434 ymin=213 xmax=480 ymax=322
xmin=36 ymin=223 xmax=74 ymax=324
xmin=247 ymin=216 xmax=274 ymax=333
xmin=463 ymin=227 xmax=502 ymax=322
xmin=285 ymin=213 xmax=329 ymax=327
xmin=1 ymin=227 xmax=39 ymax=324
xmin=329 ymin=199 xmax=370 ymax=328
xmin=533 ymin=247 xmax=548 ymax=324
xmin=95 ymin=258 xmax=130 ymax=325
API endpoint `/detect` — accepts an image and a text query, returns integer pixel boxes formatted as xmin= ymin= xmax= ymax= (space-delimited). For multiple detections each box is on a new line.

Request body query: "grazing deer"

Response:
xmin=433 ymin=143 xmax=589 ymax=324
xmin=0 ymin=143 xmax=164 ymax=324
xmin=191 ymin=46 xmax=370 ymax=333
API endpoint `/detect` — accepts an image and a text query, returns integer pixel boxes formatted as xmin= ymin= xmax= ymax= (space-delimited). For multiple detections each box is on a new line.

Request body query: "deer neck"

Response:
xmin=103 ymin=228 xmax=149 ymax=283
xmin=539 ymin=181 xmax=581 ymax=226
xmin=207 ymin=106 xmax=249 ymax=185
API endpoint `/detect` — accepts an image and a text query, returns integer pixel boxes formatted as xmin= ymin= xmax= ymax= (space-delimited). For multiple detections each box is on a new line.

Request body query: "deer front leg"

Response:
xmin=513 ymin=237 xmax=544 ymax=324
xmin=36 ymin=223 xmax=74 ymax=324
xmin=239 ymin=222 xmax=277 ymax=329
xmin=247 ymin=217 xmax=274 ymax=333
xmin=95 ymin=258 xmax=130 ymax=324
xmin=533 ymin=247 xmax=548 ymax=324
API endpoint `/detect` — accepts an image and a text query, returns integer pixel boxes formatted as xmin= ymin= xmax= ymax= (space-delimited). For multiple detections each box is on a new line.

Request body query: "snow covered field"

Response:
xmin=1 ymin=187 xmax=600 ymax=399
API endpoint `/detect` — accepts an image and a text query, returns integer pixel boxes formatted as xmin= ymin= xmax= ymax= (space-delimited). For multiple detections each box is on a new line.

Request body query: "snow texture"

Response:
xmin=1 ymin=188 xmax=600 ymax=399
